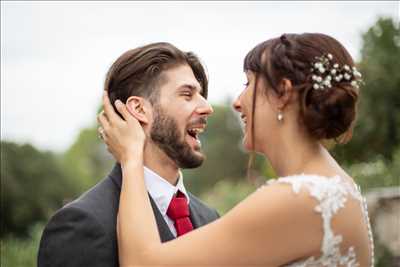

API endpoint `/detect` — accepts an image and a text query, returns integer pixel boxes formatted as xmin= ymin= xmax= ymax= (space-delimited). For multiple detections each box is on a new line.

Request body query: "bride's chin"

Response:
xmin=242 ymin=135 xmax=253 ymax=151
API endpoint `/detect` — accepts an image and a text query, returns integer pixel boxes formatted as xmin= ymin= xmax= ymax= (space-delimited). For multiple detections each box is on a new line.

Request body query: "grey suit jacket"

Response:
xmin=38 ymin=163 xmax=219 ymax=267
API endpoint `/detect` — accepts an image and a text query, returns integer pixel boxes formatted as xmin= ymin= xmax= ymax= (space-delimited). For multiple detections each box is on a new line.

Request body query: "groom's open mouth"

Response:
xmin=241 ymin=114 xmax=247 ymax=125
xmin=186 ymin=124 xmax=205 ymax=150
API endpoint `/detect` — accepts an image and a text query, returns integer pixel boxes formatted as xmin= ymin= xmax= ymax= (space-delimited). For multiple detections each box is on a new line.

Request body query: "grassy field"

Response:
xmin=1 ymin=224 xmax=43 ymax=267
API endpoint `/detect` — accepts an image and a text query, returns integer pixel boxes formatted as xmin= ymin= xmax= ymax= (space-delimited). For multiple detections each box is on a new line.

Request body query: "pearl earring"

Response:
xmin=277 ymin=111 xmax=284 ymax=122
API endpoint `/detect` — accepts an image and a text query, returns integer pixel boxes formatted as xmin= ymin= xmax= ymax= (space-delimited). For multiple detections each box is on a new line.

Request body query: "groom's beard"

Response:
xmin=150 ymin=106 xmax=205 ymax=169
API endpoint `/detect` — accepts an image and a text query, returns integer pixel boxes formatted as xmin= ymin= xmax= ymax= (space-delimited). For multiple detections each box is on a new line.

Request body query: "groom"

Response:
xmin=38 ymin=42 xmax=219 ymax=266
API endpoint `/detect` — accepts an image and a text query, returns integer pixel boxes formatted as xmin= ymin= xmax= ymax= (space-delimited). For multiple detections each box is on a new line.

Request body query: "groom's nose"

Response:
xmin=195 ymin=97 xmax=213 ymax=117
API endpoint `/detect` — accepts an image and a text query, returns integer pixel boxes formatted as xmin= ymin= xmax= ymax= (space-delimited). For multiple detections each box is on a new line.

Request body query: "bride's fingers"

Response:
xmin=98 ymin=110 xmax=109 ymax=122
xmin=97 ymin=111 xmax=109 ymax=128
xmin=114 ymin=100 xmax=135 ymax=123
xmin=102 ymin=90 xmax=121 ymax=124
xmin=97 ymin=110 xmax=111 ymax=132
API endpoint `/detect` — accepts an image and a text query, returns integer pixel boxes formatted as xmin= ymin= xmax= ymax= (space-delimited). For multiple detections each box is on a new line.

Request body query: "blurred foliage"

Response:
xmin=62 ymin=126 xmax=114 ymax=193
xmin=1 ymin=16 xmax=399 ymax=266
xmin=375 ymin=242 xmax=398 ymax=267
xmin=348 ymin=145 xmax=400 ymax=191
xmin=332 ymin=17 xmax=400 ymax=164
xmin=200 ymin=179 xmax=258 ymax=215
xmin=1 ymin=223 xmax=43 ymax=267
xmin=1 ymin=142 xmax=74 ymax=238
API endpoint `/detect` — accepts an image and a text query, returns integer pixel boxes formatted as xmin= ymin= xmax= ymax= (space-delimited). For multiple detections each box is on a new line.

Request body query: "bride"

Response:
xmin=98 ymin=33 xmax=374 ymax=266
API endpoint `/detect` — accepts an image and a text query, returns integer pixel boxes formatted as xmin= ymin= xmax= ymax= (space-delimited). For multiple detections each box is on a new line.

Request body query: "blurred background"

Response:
xmin=1 ymin=1 xmax=399 ymax=266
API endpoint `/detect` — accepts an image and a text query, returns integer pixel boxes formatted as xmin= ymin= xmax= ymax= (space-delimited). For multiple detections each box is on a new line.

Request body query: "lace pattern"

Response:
xmin=266 ymin=174 xmax=374 ymax=267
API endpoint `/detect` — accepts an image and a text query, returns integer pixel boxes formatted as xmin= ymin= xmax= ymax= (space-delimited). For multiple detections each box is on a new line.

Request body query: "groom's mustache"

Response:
xmin=187 ymin=117 xmax=207 ymax=128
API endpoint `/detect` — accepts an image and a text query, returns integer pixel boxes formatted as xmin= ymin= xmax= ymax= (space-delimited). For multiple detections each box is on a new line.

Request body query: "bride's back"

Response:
xmin=331 ymin=190 xmax=372 ymax=267
xmin=266 ymin=174 xmax=373 ymax=267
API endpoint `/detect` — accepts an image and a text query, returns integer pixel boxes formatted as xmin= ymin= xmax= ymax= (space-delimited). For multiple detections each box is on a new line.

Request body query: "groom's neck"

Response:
xmin=143 ymin=143 xmax=180 ymax=186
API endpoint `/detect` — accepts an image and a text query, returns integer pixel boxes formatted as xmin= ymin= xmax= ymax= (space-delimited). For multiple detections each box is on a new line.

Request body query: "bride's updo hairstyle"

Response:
xmin=244 ymin=33 xmax=362 ymax=144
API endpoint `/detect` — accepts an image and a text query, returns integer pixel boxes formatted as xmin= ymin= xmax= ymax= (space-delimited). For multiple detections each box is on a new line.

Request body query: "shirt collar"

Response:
xmin=144 ymin=166 xmax=189 ymax=215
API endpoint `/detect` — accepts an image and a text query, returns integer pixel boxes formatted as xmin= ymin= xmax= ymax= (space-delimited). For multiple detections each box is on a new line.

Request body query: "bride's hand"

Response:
xmin=97 ymin=91 xmax=146 ymax=164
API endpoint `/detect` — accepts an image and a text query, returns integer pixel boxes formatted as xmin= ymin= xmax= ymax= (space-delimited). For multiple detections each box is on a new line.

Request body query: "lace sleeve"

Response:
xmin=266 ymin=174 xmax=370 ymax=267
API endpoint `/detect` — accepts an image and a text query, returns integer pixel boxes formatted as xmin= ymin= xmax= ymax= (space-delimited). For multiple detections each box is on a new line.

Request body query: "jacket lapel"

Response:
xmin=148 ymin=195 xmax=175 ymax=242
xmin=188 ymin=196 xmax=202 ymax=229
xmin=108 ymin=163 xmax=175 ymax=242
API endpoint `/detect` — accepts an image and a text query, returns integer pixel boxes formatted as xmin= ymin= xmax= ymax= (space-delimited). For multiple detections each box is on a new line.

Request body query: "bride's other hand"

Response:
xmin=97 ymin=91 xmax=146 ymax=163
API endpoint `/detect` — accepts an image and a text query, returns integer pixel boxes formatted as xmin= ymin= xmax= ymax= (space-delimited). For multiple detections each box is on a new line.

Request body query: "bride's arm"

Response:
xmin=97 ymin=92 xmax=160 ymax=265
xmin=99 ymin=92 xmax=321 ymax=267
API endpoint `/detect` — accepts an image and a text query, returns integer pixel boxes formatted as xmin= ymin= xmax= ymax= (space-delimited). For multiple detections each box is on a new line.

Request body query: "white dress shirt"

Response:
xmin=144 ymin=166 xmax=190 ymax=237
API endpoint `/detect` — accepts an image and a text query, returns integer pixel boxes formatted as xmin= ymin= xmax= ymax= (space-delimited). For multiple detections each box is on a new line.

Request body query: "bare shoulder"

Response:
xmin=151 ymin=175 xmax=370 ymax=266
xmin=219 ymin=179 xmax=324 ymax=264
xmin=230 ymin=176 xmax=325 ymax=220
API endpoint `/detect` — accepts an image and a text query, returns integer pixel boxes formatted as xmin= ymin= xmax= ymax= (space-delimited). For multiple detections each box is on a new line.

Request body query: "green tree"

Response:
xmin=62 ymin=126 xmax=114 ymax=194
xmin=333 ymin=17 xmax=400 ymax=164
xmin=1 ymin=142 xmax=74 ymax=237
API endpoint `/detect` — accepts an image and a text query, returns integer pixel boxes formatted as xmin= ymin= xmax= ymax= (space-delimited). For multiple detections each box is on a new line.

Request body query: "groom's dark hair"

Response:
xmin=104 ymin=42 xmax=208 ymax=113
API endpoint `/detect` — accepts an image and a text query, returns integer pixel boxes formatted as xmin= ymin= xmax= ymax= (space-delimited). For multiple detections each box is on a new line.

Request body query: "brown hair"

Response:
xmin=104 ymin=42 xmax=208 ymax=112
xmin=244 ymin=33 xmax=359 ymax=144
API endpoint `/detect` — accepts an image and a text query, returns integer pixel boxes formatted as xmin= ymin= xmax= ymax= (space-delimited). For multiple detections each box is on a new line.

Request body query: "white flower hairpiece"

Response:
xmin=310 ymin=53 xmax=363 ymax=91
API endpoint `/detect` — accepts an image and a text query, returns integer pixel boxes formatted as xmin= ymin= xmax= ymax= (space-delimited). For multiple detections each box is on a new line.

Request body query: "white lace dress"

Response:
xmin=266 ymin=174 xmax=374 ymax=267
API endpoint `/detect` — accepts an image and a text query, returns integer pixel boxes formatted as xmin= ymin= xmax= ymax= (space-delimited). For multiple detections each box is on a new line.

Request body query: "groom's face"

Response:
xmin=149 ymin=64 xmax=213 ymax=168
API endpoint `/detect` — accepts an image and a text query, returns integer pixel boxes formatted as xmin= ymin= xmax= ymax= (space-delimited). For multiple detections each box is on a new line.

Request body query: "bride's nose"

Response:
xmin=232 ymin=94 xmax=242 ymax=112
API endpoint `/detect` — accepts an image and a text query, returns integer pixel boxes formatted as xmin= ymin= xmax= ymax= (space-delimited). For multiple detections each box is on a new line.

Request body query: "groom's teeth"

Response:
xmin=193 ymin=128 xmax=203 ymax=134
xmin=188 ymin=127 xmax=205 ymax=135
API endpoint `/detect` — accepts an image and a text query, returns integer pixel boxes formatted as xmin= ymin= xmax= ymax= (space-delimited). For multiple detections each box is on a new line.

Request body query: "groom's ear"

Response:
xmin=125 ymin=96 xmax=150 ymax=125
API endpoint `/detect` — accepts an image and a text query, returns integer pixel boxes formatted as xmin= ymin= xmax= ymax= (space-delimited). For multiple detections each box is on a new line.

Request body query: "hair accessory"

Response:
xmin=310 ymin=53 xmax=363 ymax=90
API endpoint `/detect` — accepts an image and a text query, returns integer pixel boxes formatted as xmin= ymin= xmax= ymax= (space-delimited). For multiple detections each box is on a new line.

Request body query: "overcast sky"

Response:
xmin=1 ymin=1 xmax=399 ymax=152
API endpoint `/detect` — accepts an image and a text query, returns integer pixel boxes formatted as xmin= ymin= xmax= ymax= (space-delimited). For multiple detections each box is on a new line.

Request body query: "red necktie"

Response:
xmin=166 ymin=191 xmax=193 ymax=236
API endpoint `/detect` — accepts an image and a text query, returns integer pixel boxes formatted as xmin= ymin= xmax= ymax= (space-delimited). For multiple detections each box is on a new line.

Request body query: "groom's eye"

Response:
xmin=182 ymin=91 xmax=193 ymax=99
